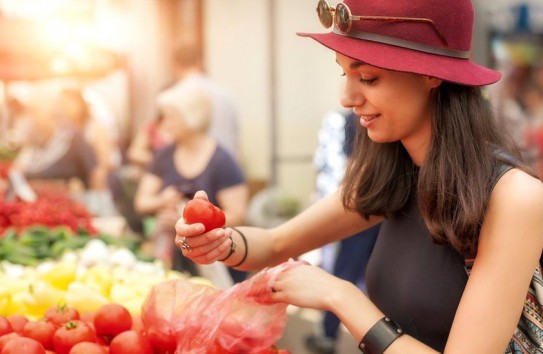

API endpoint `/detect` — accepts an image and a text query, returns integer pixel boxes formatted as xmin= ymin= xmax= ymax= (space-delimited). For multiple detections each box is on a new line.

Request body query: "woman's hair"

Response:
xmin=157 ymin=86 xmax=212 ymax=132
xmin=342 ymin=82 xmax=536 ymax=253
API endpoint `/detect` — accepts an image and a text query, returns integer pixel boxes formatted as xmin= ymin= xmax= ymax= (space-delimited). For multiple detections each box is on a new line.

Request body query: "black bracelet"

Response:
xmin=218 ymin=237 xmax=236 ymax=262
xmin=358 ymin=317 xmax=404 ymax=354
xmin=230 ymin=227 xmax=248 ymax=268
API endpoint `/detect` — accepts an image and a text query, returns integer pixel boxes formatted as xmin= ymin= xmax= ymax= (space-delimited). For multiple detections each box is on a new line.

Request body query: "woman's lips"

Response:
xmin=359 ymin=114 xmax=380 ymax=128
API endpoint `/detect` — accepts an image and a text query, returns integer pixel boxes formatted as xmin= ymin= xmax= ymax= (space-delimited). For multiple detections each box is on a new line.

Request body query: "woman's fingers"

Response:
xmin=186 ymin=238 xmax=233 ymax=264
xmin=175 ymin=218 xmax=205 ymax=235
xmin=175 ymin=227 xmax=231 ymax=256
xmin=193 ymin=190 xmax=209 ymax=200
xmin=175 ymin=230 xmax=228 ymax=251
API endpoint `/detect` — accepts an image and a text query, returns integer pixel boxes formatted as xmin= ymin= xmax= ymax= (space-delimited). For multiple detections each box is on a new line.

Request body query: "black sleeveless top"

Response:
xmin=365 ymin=160 xmax=515 ymax=351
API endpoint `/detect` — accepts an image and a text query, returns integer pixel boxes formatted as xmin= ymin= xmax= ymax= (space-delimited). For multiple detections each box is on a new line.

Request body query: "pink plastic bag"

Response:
xmin=141 ymin=260 xmax=304 ymax=354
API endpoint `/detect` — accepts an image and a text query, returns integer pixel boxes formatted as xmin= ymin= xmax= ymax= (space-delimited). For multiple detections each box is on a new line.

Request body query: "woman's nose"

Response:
xmin=339 ymin=79 xmax=364 ymax=108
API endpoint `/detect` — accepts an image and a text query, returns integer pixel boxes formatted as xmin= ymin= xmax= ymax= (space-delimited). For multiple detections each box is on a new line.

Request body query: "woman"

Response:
xmin=58 ymin=87 xmax=119 ymax=191
xmin=134 ymin=84 xmax=248 ymax=282
xmin=13 ymin=91 xmax=98 ymax=190
xmin=175 ymin=0 xmax=543 ymax=352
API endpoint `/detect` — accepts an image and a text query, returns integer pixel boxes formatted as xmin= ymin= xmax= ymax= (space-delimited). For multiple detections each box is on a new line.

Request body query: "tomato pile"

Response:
xmin=0 ymin=186 xmax=96 ymax=236
xmin=0 ymin=303 xmax=290 ymax=354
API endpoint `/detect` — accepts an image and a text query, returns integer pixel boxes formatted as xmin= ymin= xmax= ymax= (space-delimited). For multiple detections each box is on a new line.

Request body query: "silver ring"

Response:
xmin=180 ymin=237 xmax=192 ymax=253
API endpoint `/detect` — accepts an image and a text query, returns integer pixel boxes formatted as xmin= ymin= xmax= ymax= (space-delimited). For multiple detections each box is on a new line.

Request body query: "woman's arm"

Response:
xmin=127 ymin=129 xmax=154 ymax=167
xmin=215 ymin=183 xmax=249 ymax=227
xmin=176 ymin=189 xmax=383 ymax=270
xmin=134 ymin=173 xmax=180 ymax=215
xmin=443 ymin=169 xmax=543 ymax=353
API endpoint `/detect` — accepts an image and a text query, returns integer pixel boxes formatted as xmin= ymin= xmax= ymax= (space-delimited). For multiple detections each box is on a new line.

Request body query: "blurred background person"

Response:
xmin=134 ymin=83 xmax=249 ymax=283
xmin=306 ymin=110 xmax=379 ymax=354
xmin=126 ymin=111 xmax=172 ymax=171
xmin=57 ymin=86 xmax=120 ymax=216
xmin=120 ymin=108 xmax=173 ymax=234
xmin=170 ymin=40 xmax=240 ymax=160
xmin=12 ymin=90 xmax=99 ymax=192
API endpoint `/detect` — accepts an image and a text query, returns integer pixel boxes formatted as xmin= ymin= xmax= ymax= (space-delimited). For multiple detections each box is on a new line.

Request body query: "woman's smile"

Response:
xmin=359 ymin=113 xmax=381 ymax=128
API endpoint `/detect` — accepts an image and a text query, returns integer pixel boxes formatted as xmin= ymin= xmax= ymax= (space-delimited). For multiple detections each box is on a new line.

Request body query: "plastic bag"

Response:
xmin=141 ymin=260 xmax=304 ymax=353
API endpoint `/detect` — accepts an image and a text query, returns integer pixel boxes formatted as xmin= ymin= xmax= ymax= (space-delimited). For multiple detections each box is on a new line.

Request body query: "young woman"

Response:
xmin=174 ymin=0 xmax=543 ymax=352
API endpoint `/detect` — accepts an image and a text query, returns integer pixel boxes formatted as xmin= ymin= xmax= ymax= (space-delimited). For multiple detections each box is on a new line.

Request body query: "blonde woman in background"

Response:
xmin=134 ymin=84 xmax=249 ymax=283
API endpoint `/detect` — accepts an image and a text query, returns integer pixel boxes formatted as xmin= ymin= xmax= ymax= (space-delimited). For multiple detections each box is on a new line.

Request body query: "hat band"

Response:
xmin=332 ymin=28 xmax=471 ymax=59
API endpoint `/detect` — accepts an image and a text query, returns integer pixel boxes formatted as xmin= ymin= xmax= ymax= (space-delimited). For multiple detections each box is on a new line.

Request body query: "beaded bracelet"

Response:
xmin=230 ymin=227 xmax=248 ymax=268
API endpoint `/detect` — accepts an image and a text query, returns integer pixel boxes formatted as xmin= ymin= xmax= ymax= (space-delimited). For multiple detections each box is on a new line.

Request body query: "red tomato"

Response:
xmin=52 ymin=321 xmax=96 ymax=354
xmin=22 ymin=320 xmax=56 ymax=350
xmin=45 ymin=305 xmax=80 ymax=328
xmin=109 ymin=330 xmax=153 ymax=354
xmin=0 ymin=333 xmax=19 ymax=351
xmin=1 ymin=337 xmax=45 ymax=354
xmin=146 ymin=327 xmax=176 ymax=354
xmin=68 ymin=341 xmax=107 ymax=354
xmin=183 ymin=199 xmax=226 ymax=231
xmin=6 ymin=315 xmax=28 ymax=334
xmin=79 ymin=311 xmax=95 ymax=325
xmin=93 ymin=303 xmax=132 ymax=338
xmin=0 ymin=317 xmax=12 ymax=337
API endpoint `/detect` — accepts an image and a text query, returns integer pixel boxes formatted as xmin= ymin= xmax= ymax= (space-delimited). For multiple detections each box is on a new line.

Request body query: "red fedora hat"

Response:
xmin=298 ymin=0 xmax=501 ymax=86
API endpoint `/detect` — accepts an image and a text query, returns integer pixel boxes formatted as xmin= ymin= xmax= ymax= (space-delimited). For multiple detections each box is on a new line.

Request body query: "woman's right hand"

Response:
xmin=174 ymin=191 xmax=233 ymax=264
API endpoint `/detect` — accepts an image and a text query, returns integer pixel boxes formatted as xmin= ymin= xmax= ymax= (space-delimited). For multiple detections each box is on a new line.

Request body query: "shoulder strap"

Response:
xmin=489 ymin=149 xmax=516 ymax=195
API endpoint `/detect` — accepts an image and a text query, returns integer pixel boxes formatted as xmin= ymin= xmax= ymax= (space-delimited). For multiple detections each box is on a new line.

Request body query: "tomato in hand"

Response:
xmin=93 ymin=303 xmax=132 ymax=339
xmin=52 ymin=321 xmax=96 ymax=354
xmin=45 ymin=305 xmax=80 ymax=328
xmin=22 ymin=320 xmax=56 ymax=350
xmin=109 ymin=330 xmax=153 ymax=354
xmin=1 ymin=337 xmax=45 ymax=354
xmin=68 ymin=341 xmax=107 ymax=354
xmin=183 ymin=199 xmax=226 ymax=231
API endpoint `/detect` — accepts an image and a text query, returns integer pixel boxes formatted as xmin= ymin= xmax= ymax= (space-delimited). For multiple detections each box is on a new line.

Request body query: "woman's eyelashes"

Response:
xmin=360 ymin=77 xmax=377 ymax=85
xmin=340 ymin=72 xmax=377 ymax=85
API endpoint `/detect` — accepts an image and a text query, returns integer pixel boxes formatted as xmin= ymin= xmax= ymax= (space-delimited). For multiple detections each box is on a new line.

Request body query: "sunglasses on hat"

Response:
xmin=316 ymin=0 xmax=448 ymax=46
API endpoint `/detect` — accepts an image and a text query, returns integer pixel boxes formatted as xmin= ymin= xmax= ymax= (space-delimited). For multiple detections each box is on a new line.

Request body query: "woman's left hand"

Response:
xmin=270 ymin=264 xmax=348 ymax=311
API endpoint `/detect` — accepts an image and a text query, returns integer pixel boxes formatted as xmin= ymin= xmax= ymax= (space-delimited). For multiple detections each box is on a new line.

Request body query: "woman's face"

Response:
xmin=161 ymin=106 xmax=190 ymax=141
xmin=336 ymin=52 xmax=441 ymax=156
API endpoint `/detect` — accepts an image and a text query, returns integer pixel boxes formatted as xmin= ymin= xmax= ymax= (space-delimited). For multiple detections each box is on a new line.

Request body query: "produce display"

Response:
xmin=0 ymin=186 xmax=96 ymax=236
xmin=0 ymin=177 xmax=293 ymax=353
xmin=0 ymin=239 xmax=186 ymax=318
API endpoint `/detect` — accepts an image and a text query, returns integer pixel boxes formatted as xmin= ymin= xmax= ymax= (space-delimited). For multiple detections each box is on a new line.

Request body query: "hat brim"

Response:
xmin=297 ymin=31 xmax=501 ymax=87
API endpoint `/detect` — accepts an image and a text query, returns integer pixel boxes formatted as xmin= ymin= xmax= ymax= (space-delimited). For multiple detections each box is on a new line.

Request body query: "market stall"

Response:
xmin=0 ymin=173 xmax=292 ymax=353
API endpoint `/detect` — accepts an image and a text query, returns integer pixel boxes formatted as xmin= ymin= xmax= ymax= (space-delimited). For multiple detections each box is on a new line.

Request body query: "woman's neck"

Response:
xmin=173 ymin=135 xmax=216 ymax=178
xmin=177 ymin=134 xmax=212 ymax=151
xmin=402 ymin=131 xmax=431 ymax=167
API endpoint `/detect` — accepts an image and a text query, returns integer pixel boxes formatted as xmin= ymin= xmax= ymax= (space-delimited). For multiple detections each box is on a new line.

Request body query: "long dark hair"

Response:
xmin=342 ymin=82 xmax=535 ymax=253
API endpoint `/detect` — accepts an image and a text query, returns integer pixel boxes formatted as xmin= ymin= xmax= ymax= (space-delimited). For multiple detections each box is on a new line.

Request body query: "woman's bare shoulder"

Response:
xmin=493 ymin=169 xmax=543 ymax=207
